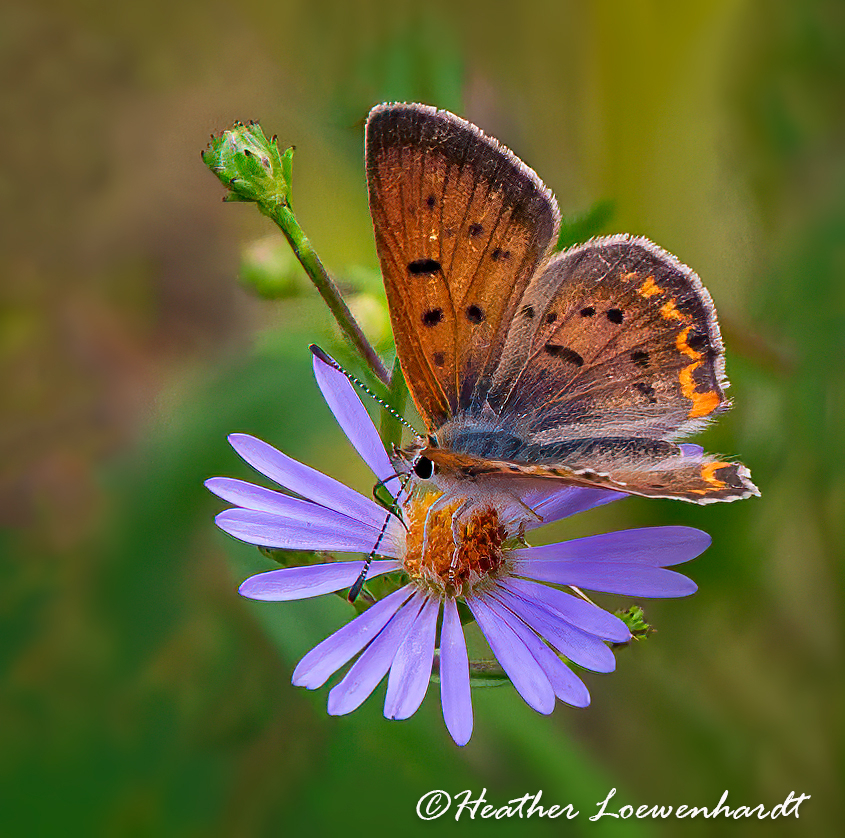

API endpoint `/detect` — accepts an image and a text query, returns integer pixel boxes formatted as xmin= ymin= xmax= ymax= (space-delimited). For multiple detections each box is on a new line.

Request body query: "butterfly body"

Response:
xmin=367 ymin=103 xmax=758 ymax=508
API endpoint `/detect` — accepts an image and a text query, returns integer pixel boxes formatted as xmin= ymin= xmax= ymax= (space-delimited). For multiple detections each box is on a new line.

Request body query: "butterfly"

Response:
xmin=365 ymin=102 xmax=758 ymax=506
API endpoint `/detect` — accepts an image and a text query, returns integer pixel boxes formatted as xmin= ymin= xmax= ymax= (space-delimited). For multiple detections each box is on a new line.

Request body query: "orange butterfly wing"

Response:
xmin=365 ymin=103 xmax=559 ymax=429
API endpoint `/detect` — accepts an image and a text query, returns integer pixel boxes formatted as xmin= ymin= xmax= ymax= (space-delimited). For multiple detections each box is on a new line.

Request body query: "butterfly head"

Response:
xmin=392 ymin=433 xmax=440 ymax=482
xmin=412 ymin=455 xmax=434 ymax=480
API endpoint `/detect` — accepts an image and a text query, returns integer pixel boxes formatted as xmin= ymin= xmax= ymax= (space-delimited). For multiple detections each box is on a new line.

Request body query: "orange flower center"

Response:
xmin=401 ymin=492 xmax=510 ymax=597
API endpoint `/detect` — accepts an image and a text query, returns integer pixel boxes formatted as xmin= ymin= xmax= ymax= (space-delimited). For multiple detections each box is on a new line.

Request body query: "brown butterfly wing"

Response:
xmin=488 ymin=235 xmax=728 ymax=438
xmin=545 ymin=439 xmax=758 ymax=504
xmin=425 ymin=441 xmax=758 ymax=504
xmin=366 ymin=103 xmax=560 ymax=429
xmin=435 ymin=235 xmax=758 ymax=503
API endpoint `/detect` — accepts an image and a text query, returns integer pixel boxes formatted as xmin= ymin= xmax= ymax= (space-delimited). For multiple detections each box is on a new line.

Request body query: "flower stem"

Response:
xmin=259 ymin=202 xmax=390 ymax=385
xmin=202 ymin=122 xmax=390 ymax=385
xmin=431 ymin=652 xmax=509 ymax=685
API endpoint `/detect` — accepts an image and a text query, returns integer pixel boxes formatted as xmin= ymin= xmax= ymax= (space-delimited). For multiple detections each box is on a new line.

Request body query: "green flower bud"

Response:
xmin=202 ymin=121 xmax=293 ymax=207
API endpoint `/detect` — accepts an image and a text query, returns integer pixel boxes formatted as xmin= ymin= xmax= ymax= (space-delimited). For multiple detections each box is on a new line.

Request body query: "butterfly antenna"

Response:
xmin=372 ymin=471 xmax=410 ymax=529
xmin=348 ymin=511 xmax=392 ymax=603
xmin=310 ymin=344 xmax=421 ymax=437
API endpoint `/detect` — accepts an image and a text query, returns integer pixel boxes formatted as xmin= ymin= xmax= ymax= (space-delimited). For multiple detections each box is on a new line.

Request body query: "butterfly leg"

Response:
xmin=420 ymin=492 xmax=455 ymax=562
xmin=371 ymin=471 xmax=410 ymax=529
xmin=508 ymin=491 xmax=543 ymax=528
xmin=447 ymin=497 xmax=475 ymax=585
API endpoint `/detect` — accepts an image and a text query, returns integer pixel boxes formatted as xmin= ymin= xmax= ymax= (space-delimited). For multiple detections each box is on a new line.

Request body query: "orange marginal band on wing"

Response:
xmin=659 ymin=299 xmax=685 ymax=321
xmin=675 ymin=324 xmax=721 ymax=418
xmin=678 ymin=362 xmax=721 ymax=418
xmin=637 ymin=275 xmax=662 ymax=298
xmin=700 ymin=461 xmax=729 ymax=488
xmin=675 ymin=325 xmax=701 ymax=360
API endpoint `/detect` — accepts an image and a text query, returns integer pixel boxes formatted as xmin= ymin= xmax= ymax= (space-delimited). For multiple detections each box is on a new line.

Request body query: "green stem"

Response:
xmin=260 ymin=202 xmax=390 ymax=385
xmin=380 ymin=356 xmax=409 ymax=449
xmin=202 ymin=124 xmax=388 ymax=384
xmin=430 ymin=652 xmax=509 ymax=685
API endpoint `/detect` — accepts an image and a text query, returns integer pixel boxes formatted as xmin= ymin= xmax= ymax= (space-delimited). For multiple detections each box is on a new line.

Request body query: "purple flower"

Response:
xmin=206 ymin=354 xmax=709 ymax=746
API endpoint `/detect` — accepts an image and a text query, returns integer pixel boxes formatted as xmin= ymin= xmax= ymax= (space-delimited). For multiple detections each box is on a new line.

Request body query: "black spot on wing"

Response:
xmin=422 ymin=308 xmax=443 ymax=326
xmin=631 ymin=350 xmax=650 ymax=368
xmin=466 ymin=305 xmax=485 ymax=324
xmin=408 ymin=259 xmax=441 ymax=275
xmin=634 ymin=381 xmax=657 ymax=403
xmin=544 ymin=344 xmax=584 ymax=366
xmin=606 ymin=308 xmax=624 ymax=324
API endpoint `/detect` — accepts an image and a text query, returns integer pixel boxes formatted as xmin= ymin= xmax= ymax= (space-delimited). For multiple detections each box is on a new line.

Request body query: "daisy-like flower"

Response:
xmin=206 ymin=352 xmax=709 ymax=746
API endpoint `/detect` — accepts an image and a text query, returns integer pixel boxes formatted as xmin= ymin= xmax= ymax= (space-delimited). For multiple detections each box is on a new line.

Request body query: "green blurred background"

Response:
xmin=2 ymin=0 xmax=843 ymax=835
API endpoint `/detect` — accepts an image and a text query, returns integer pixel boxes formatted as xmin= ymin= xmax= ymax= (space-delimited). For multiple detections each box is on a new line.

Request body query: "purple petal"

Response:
xmin=524 ymin=486 xmax=626 ymax=528
xmin=516 ymin=527 xmax=710 ymax=566
xmin=492 ymin=584 xmax=616 ymax=672
xmin=384 ymin=597 xmax=439 ymax=720
xmin=466 ymin=596 xmax=555 ymax=714
xmin=293 ymin=585 xmax=414 ymax=689
xmin=206 ymin=477 xmax=402 ymax=551
xmin=238 ymin=560 xmax=400 ymax=602
xmin=312 ymin=352 xmax=398 ymax=485
xmin=207 ymin=476 xmax=309 ymax=515
xmin=680 ymin=443 xmax=704 ymax=457
xmin=327 ymin=592 xmax=427 ymax=716
xmin=227 ymin=433 xmax=388 ymax=529
xmin=517 ymin=560 xmax=698 ymax=598
xmin=215 ymin=508 xmax=402 ymax=555
xmin=541 ymin=654 xmax=589 ymax=708
xmin=503 ymin=578 xmax=630 ymax=643
xmin=439 ymin=598 xmax=472 ymax=746
xmin=484 ymin=596 xmax=590 ymax=707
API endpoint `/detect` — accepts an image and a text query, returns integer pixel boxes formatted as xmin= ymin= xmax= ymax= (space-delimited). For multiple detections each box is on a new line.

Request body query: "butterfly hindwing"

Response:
xmin=366 ymin=103 xmax=560 ymax=428
xmin=425 ymin=440 xmax=757 ymax=503
xmin=488 ymin=235 xmax=728 ymax=440
xmin=437 ymin=235 xmax=757 ymax=502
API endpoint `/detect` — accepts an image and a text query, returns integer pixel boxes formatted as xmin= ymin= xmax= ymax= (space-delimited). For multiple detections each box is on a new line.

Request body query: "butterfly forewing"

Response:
xmin=366 ymin=103 xmax=560 ymax=428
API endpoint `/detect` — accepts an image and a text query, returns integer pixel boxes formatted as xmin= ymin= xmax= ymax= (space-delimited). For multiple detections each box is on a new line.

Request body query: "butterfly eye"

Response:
xmin=413 ymin=456 xmax=435 ymax=480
